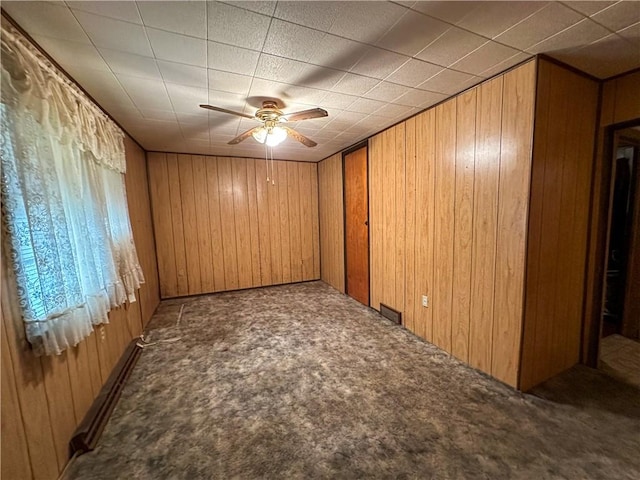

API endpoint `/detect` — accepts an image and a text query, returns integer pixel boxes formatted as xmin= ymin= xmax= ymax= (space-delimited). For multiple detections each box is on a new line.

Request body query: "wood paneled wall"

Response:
xmin=318 ymin=153 xmax=345 ymax=293
xmin=583 ymin=69 xmax=640 ymax=365
xmin=1 ymin=137 xmax=160 ymax=480
xmin=368 ymin=61 xmax=536 ymax=387
xmin=147 ymin=154 xmax=320 ymax=298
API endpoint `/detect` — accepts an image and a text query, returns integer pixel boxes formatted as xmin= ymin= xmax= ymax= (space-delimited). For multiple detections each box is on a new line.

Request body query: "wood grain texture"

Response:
xmin=451 ymin=90 xmax=476 ymax=362
xmin=492 ymin=62 xmax=535 ymax=386
xmin=432 ymin=101 xmax=456 ymax=353
xmin=148 ymin=155 xmax=320 ymax=297
xmin=520 ymin=59 xmax=598 ymax=390
xmin=369 ymin=135 xmax=382 ymax=310
xmin=468 ymin=76 xmax=503 ymax=374
xmin=318 ymin=153 xmax=345 ymax=293
xmin=1 ymin=136 xmax=160 ymax=478
xmin=344 ymin=147 xmax=369 ymax=305
xmin=404 ymin=117 xmax=417 ymax=334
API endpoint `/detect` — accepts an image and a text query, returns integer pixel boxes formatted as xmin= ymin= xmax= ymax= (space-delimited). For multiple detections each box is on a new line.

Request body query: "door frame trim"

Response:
xmin=342 ymin=140 xmax=370 ymax=306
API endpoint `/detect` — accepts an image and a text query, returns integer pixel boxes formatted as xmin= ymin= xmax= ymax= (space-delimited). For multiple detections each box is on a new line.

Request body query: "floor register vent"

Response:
xmin=70 ymin=339 xmax=142 ymax=456
xmin=380 ymin=303 xmax=402 ymax=325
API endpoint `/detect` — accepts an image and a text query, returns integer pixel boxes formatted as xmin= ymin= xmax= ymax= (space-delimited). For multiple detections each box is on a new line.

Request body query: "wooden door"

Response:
xmin=344 ymin=147 xmax=369 ymax=305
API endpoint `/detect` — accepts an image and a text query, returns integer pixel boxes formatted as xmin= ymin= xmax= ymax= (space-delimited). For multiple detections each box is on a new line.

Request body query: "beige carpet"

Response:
xmin=67 ymin=281 xmax=640 ymax=479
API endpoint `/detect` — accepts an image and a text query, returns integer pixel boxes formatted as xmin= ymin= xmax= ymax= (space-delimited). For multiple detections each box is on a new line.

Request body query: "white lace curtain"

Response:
xmin=0 ymin=18 xmax=144 ymax=356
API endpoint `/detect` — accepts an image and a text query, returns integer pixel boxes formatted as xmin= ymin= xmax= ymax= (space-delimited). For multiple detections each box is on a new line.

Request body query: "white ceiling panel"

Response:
xmin=72 ymin=10 xmax=152 ymax=56
xmin=137 ymin=1 xmax=207 ymax=38
xmin=3 ymin=1 xmax=638 ymax=162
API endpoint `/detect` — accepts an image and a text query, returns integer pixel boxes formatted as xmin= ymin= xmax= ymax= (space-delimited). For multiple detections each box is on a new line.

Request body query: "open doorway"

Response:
xmin=598 ymin=125 xmax=640 ymax=387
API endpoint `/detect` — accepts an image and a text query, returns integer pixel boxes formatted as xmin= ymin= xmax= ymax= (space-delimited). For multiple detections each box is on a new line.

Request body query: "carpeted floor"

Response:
xmin=67 ymin=281 xmax=640 ymax=480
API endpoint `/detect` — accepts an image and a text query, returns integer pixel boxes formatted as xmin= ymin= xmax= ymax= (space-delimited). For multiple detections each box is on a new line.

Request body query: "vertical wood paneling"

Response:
xmin=492 ymin=62 xmax=535 ymax=386
xmin=206 ymin=157 xmax=226 ymax=291
xmin=148 ymin=152 xmax=177 ymax=298
xmin=432 ymin=101 xmax=457 ymax=352
xmin=318 ymin=153 xmax=345 ymax=292
xmin=148 ymin=155 xmax=320 ymax=297
xmin=288 ymin=162 xmax=303 ymax=282
xmin=192 ymin=155 xmax=215 ymax=293
xmin=311 ymin=163 xmax=321 ymax=280
xmin=2 ymin=136 xmax=159 ymax=479
xmin=178 ymin=155 xmax=202 ymax=294
xmin=520 ymin=59 xmax=598 ymax=390
xmin=167 ymin=154 xmax=189 ymax=295
xmin=451 ymin=89 xmax=476 ymax=362
xmin=404 ymin=117 xmax=417 ymax=334
xmin=299 ymin=163 xmax=315 ymax=281
xmin=218 ymin=157 xmax=240 ymax=290
xmin=256 ymin=160 xmax=273 ymax=286
xmin=369 ymin=136 xmax=382 ymax=309
xmin=469 ymin=77 xmax=503 ymax=373
xmin=394 ymin=124 xmax=406 ymax=314
xmin=414 ymin=109 xmax=436 ymax=341
xmin=231 ymin=158 xmax=252 ymax=289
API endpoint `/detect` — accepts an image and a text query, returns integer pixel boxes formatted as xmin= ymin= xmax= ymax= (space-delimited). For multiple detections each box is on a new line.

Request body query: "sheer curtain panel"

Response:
xmin=0 ymin=18 xmax=144 ymax=355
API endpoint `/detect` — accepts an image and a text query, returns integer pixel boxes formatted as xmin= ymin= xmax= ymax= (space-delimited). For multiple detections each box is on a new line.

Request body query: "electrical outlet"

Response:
xmin=422 ymin=295 xmax=428 ymax=308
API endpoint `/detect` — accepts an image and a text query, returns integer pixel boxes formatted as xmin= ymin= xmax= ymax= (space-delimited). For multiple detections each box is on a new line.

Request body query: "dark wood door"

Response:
xmin=344 ymin=147 xmax=369 ymax=305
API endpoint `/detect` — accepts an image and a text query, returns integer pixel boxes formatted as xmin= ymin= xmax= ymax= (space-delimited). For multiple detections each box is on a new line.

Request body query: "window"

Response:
xmin=0 ymin=19 xmax=143 ymax=355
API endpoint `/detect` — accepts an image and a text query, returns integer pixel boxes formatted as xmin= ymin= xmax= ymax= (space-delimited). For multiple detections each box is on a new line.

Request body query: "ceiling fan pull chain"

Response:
xmin=265 ymin=142 xmax=270 ymax=183
xmin=270 ymin=146 xmax=275 ymax=186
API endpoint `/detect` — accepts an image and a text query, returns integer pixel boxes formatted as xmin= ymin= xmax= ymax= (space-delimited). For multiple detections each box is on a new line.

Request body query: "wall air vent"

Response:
xmin=380 ymin=303 xmax=402 ymax=325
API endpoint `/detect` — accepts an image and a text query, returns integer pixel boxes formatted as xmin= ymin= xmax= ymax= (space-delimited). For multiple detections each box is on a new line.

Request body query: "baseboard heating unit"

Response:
xmin=70 ymin=339 xmax=142 ymax=455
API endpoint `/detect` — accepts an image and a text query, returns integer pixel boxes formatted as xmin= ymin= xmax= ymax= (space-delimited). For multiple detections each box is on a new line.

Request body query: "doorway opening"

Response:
xmin=598 ymin=124 xmax=640 ymax=388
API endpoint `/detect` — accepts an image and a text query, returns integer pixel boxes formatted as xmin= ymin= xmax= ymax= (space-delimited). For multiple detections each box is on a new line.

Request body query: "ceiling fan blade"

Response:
xmin=282 ymin=108 xmax=328 ymax=122
xmin=283 ymin=127 xmax=317 ymax=147
xmin=228 ymin=127 xmax=261 ymax=145
xmin=199 ymin=104 xmax=255 ymax=120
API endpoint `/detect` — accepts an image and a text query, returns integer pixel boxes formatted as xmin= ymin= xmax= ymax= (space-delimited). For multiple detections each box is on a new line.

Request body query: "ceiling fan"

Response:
xmin=199 ymin=100 xmax=328 ymax=147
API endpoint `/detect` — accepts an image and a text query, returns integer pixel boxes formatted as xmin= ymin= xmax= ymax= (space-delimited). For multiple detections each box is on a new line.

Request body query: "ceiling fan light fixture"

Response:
xmin=266 ymin=126 xmax=287 ymax=146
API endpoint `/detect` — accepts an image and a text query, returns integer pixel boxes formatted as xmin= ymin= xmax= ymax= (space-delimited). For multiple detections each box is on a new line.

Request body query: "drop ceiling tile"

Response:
xmin=65 ymin=67 xmax=129 ymax=106
xmin=560 ymin=33 xmax=639 ymax=78
xmin=73 ymin=10 xmax=152 ymax=56
xmin=138 ymin=1 xmax=207 ymax=38
xmin=140 ymin=108 xmax=177 ymax=122
xmin=372 ymin=103 xmax=415 ymax=118
xmin=394 ymin=88 xmax=447 ymax=107
xmin=67 ymin=1 xmax=143 ymax=24
xmin=375 ymin=9 xmax=450 ymax=56
xmin=296 ymin=65 xmax=345 ymax=90
xmin=306 ymin=34 xmax=367 ymax=71
xmin=331 ymin=73 xmax=380 ymax=96
xmin=273 ymin=1 xmax=342 ymax=30
xmin=363 ymin=81 xmax=412 ymax=102
xmin=562 ymin=1 xmax=617 ymax=16
xmin=278 ymin=83 xmax=329 ymax=107
xmin=385 ymin=58 xmax=443 ymax=87
xmin=618 ymin=21 xmax=640 ymax=41
xmin=416 ymin=27 xmax=487 ymax=67
xmin=450 ymin=41 xmax=520 ymax=75
xmin=207 ymin=41 xmax=260 ymax=75
xmin=32 ymin=36 xmax=110 ymax=71
xmin=527 ymin=18 xmax=611 ymax=54
xmin=99 ymin=48 xmax=162 ymax=80
xmin=223 ymin=1 xmax=277 ymax=16
xmin=478 ymin=52 xmax=533 ymax=78
xmin=417 ymin=68 xmax=475 ymax=95
xmin=148 ymin=28 xmax=207 ymax=67
xmin=457 ymin=2 xmax=547 ymax=39
xmin=346 ymin=97 xmax=387 ymax=115
xmin=117 ymin=74 xmax=173 ymax=110
xmin=207 ymin=69 xmax=253 ymax=95
xmin=319 ymin=92 xmax=359 ymax=110
xmin=176 ymin=112 xmax=209 ymax=126
xmin=158 ymin=61 xmax=207 ymax=88
xmin=207 ymin=2 xmax=270 ymax=51
xmin=3 ymin=1 xmax=89 ymax=43
xmin=411 ymin=1 xmax=477 ymax=24
xmin=591 ymin=1 xmax=640 ymax=32
xmin=328 ymin=1 xmax=408 ymax=43
xmin=255 ymin=54 xmax=308 ymax=84
xmin=494 ymin=2 xmax=584 ymax=51
xmin=262 ymin=19 xmax=327 ymax=62
xmin=350 ymin=47 xmax=410 ymax=80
